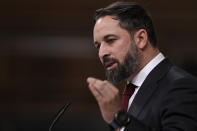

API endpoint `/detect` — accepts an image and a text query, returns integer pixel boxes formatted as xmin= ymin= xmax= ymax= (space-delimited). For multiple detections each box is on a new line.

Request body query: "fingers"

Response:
xmin=87 ymin=77 xmax=105 ymax=93
xmin=87 ymin=77 xmax=121 ymax=123
xmin=88 ymin=81 xmax=103 ymax=101
xmin=87 ymin=77 xmax=119 ymax=101
xmin=87 ymin=77 xmax=104 ymax=101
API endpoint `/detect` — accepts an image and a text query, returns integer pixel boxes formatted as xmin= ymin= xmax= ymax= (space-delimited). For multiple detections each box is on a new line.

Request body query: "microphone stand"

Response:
xmin=49 ymin=102 xmax=71 ymax=131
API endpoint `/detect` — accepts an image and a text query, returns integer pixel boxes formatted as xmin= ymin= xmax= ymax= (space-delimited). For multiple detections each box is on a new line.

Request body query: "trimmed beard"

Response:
xmin=105 ymin=44 xmax=139 ymax=85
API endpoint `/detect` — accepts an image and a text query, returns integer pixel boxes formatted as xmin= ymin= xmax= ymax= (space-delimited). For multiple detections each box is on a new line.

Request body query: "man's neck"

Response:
xmin=127 ymin=48 xmax=160 ymax=82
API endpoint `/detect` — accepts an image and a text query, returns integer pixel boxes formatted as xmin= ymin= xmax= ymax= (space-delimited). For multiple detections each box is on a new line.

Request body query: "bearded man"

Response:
xmin=87 ymin=2 xmax=197 ymax=131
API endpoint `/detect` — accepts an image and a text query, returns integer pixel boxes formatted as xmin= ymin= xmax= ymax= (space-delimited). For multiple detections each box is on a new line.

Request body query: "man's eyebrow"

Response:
xmin=103 ymin=34 xmax=117 ymax=40
xmin=94 ymin=34 xmax=118 ymax=45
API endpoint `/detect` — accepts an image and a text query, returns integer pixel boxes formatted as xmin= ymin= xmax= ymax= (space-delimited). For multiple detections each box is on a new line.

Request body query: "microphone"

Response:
xmin=49 ymin=102 xmax=71 ymax=131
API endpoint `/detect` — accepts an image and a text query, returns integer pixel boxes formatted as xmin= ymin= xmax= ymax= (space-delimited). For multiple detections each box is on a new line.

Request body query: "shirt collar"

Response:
xmin=131 ymin=53 xmax=165 ymax=87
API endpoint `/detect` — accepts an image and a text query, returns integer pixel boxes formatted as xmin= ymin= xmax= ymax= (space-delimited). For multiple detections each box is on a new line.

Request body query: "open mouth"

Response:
xmin=104 ymin=61 xmax=118 ymax=70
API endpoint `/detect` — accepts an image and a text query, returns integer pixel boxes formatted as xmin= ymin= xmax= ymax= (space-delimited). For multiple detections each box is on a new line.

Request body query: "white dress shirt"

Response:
xmin=120 ymin=53 xmax=165 ymax=131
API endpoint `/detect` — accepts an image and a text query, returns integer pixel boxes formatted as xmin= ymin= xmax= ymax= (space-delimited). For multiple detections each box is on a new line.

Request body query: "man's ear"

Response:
xmin=133 ymin=29 xmax=148 ymax=50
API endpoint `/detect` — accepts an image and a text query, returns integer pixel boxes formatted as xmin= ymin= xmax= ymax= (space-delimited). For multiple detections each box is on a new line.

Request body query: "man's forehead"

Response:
xmin=93 ymin=16 xmax=128 ymax=42
xmin=96 ymin=18 xmax=103 ymax=25
xmin=94 ymin=16 xmax=120 ymax=29
xmin=95 ymin=18 xmax=120 ymax=37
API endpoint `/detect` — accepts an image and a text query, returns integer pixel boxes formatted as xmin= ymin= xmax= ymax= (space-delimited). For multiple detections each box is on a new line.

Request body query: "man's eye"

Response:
xmin=106 ymin=39 xmax=116 ymax=43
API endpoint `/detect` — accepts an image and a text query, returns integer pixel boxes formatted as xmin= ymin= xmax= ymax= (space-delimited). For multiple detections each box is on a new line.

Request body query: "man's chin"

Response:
xmin=106 ymin=71 xmax=123 ymax=84
xmin=106 ymin=68 xmax=134 ymax=84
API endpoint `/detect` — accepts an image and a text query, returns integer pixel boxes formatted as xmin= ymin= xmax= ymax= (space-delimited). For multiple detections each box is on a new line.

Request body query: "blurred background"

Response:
xmin=0 ymin=0 xmax=197 ymax=130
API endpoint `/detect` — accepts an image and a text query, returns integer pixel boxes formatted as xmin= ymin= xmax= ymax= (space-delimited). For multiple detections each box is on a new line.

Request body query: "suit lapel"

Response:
xmin=128 ymin=58 xmax=172 ymax=117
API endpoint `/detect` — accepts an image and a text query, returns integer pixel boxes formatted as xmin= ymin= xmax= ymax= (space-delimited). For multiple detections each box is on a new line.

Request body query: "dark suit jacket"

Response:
xmin=125 ymin=58 xmax=197 ymax=131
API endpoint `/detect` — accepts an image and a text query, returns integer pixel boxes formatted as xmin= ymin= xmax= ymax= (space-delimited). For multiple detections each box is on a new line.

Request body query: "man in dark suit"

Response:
xmin=87 ymin=1 xmax=197 ymax=131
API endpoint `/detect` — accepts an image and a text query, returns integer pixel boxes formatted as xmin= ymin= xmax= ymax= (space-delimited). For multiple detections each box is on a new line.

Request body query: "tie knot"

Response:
xmin=123 ymin=83 xmax=137 ymax=96
xmin=126 ymin=83 xmax=137 ymax=89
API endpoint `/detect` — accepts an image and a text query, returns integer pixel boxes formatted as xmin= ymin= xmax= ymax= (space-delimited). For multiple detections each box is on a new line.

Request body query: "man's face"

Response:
xmin=93 ymin=16 xmax=139 ymax=84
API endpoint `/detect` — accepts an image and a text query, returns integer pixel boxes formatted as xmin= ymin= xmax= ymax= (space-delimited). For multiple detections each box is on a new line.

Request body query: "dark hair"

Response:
xmin=94 ymin=1 xmax=157 ymax=47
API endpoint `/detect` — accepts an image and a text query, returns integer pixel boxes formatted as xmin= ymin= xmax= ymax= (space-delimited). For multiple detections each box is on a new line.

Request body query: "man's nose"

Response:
xmin=98 ymin=43 xmax=110 ymax=60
